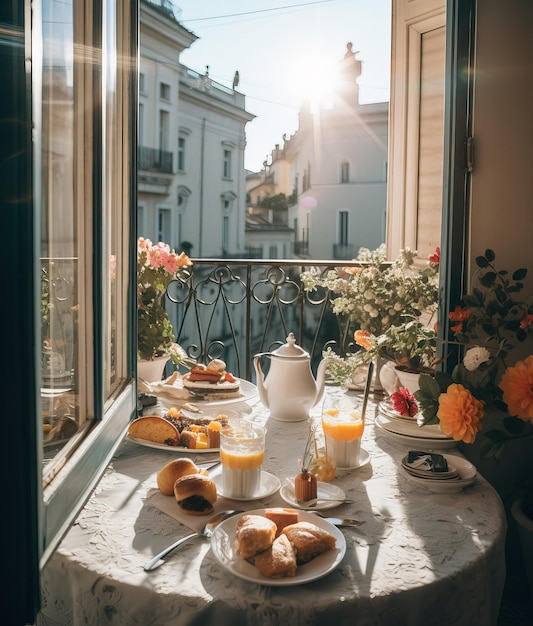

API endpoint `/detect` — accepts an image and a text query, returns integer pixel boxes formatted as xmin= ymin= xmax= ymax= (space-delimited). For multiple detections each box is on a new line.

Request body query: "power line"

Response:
xmin=182 ymin=0 xmax=337 ymax=24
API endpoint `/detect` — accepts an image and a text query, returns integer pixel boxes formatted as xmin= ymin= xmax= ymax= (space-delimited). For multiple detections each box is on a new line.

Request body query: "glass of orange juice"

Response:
xmin=220 ymin=419 xmax=266 ymax=498
xmin=321 ymin=396 xmax=364 ymax=469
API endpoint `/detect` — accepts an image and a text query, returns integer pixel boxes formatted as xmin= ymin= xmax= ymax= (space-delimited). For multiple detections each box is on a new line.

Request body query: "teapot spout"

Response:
xmin=314 ymin=356 xmax=335 ymax=407
xmin=253 ymin=354 xmax=269 ymax=408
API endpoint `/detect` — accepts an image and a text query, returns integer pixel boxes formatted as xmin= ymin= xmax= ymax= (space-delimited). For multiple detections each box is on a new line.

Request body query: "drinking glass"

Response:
xmin=321 ymin=395 xmax=364 ymax=469
xmin=220 ymin=419 xmax=266 ymax=498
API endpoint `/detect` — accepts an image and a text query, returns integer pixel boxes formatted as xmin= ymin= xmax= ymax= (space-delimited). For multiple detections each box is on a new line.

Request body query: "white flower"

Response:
xmin=463 ymin=347 xmax=491 ymax=371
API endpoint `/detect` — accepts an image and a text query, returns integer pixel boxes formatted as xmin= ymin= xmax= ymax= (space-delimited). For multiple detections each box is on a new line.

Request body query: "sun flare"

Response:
xmin=286 ymin=52 xmax=341 ymax=110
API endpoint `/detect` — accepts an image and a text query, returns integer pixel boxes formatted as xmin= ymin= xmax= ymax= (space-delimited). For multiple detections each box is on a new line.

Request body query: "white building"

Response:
xmin=138 ymin=0 xmax=254 ymax=257
xmin=246 ymin=43 xmax=389 ymax=260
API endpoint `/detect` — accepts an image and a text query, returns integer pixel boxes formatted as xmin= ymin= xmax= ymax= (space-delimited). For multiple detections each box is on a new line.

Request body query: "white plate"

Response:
xmin=375 ymin=415 xmax=458 ymax=449
xmin=379 ymin=401 xmax=420 ymax=422
xmin=280 ymin=481 xmax=346 ymax=510
xmin=401 ymin=454 xmax=477 ymax=493
xmin=126 ymin=434 xmax=220 ymax=454
xmin=159 ymin=378 xmax=258 ymax=409
xmin=213 ymin=471 xmax=280 ymax=501
xmin=377 ymin=413 xmax=451 ymax=439
xmin=336 ymin=447 xmax=371 ymax=471
xmin=210 ymin=508 xmax=346 ymax=586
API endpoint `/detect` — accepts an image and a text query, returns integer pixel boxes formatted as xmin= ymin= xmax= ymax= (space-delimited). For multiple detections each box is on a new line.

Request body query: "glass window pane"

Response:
xmin=41 ymin=0 xmax=81 ymax=465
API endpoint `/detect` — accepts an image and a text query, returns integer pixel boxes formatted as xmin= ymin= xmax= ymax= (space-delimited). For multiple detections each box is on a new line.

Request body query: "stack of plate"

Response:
xmin=401 ymin=452 xmax=460 ymax=480
xmin=400 ymin=452 xmax=477 ymax=492
xmin=375 ymin=401 xmax=457 ymax=449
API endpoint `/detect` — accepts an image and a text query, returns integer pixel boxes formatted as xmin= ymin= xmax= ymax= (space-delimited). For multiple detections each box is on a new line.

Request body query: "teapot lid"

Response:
xmin=271 ymin=333 xmax=309 ymax=359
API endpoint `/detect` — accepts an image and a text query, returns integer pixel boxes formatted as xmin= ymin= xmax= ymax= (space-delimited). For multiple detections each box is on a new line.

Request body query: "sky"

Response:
xmin=174 ymin=0 xmax=391 ymax=172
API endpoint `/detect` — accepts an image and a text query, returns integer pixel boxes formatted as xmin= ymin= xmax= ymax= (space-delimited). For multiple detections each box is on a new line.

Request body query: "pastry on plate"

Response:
xmin=253 ymin=533 xmax=297 ymax=578
xmin=234 ymin=514 xmax=277 ymax=559
xmin=281 ymin=521 xmax=337 ymax=564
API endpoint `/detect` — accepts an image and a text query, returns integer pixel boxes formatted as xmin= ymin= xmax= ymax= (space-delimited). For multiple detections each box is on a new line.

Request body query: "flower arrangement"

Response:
xmin=137 ymin=237 xmax=193 ymax=363
xmin=354 ymin=318 xmax=438 ymax=373
xmin=414 ymin=249 xmax=533 ymax=456
xmin=301 ymin=245 xmax=440 ymax=337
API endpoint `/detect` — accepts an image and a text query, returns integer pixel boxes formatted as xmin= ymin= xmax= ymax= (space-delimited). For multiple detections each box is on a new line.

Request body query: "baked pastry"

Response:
xmin=264 ymin=508 xmax=300 ymax=535
xmin=128 ymin=415 xmax=180 ymax=446
xmin=234 ymin=514 xmax=277 ymax=559
xmin=281 ymin=521 xmax=337 ymax=564
xmin=253 ymin=533 xmax=297 ymax=578
xmin=182 ymin=359 xmax=242 ymax=401
xmin=156 ymin=458 xmax=207 ymax=496
xmin=174 ymin=473 xmax=217 ymax=515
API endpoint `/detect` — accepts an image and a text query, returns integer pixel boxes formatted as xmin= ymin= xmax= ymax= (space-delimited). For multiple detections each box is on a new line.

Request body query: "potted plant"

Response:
xmin=301 ymin=245 xmax=440 ymax=389
xmin=413 ymin=249 xmax=533 ymax=593
xmin=137 ymin=237 xmax=195 ymax=380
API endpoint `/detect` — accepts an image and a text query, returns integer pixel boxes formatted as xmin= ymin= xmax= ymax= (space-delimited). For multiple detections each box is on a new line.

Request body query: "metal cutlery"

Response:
xmin=310 ymin=512 xmax=362 ymax=527
xmin=297 ymin=496 xmax=354 ymax=507
xmin=144 ymin=509 xmax=243 ymax=572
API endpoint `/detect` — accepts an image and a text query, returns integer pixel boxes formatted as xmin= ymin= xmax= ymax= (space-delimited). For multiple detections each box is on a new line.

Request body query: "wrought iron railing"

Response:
xmin=166 ymin=259 xmax=363 ymax=381
xmin=41 ymin=258 xmax=366 ymax=384
xmin=138 ymin=146 xmax=173 ymax=174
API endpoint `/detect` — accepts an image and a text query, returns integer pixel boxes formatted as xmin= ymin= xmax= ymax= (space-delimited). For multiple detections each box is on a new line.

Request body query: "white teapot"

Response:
xmin=253 ymin=333 xmax=332 ymax=422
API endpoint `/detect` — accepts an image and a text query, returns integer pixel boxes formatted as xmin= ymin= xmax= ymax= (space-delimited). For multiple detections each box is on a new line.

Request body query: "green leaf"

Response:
xmin=418 ymin=372 xmax=441 ymax=396
xmin=480 ymin=271 xmax=497 ymax=287
xmin=476 ymin=255 xmax=489 ymax=268
xmin=485 ymin=249 xmax=496 ymax=262
xmin=513 ymin=268 xmax=527 ymax=280
xmin=503 ymin=415 xmax=527 ymax=435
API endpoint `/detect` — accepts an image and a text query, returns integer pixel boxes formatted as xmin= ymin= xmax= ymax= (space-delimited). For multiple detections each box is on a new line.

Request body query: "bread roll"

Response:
xmin=174 ymin=473 xmax=217 ymax=515
xmin=128 ymin=415 xmax=180 ymax=446
xmin=156 ymin=458 xmax=207 ymax=496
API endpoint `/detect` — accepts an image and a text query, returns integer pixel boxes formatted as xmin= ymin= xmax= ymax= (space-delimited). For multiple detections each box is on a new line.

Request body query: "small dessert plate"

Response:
xmin=280 ymin=481 xmax=346 ymax=510
xmin=213 ymin=471 xmax=280 ymax=501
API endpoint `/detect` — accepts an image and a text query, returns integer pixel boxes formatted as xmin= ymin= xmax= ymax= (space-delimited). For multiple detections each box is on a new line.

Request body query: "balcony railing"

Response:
xmin=333 ymin=243 xmax=356 ymax=259
xmin=42 ymin=258 xmax=366 ymax=386
xmin=166 ymin=259 xmax=364 ymax=381
xmin=138 ymin=146 xmax=173 ymax=174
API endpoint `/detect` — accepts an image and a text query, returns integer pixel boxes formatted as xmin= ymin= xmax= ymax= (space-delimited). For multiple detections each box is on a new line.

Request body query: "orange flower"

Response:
xmin=520 ymin=314 xmax=533 ymax=330
xmin=449 ymin=306 xmax=471 ymax=323
xmin=437 ymin=383 xmax=485 ymax=443
xmin=450 ymin=322 xmax=463 ymax=334
xmin=342 ymin=266 xmax=361 ymax=276
xmin=499 ymin=355 xmax=533 ymax=423
xmin=354 ymin=329 xmax=372 ymax=351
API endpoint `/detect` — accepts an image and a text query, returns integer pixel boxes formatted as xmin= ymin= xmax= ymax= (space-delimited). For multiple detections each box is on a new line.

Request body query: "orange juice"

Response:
xmin=321 ymin=404 xmax=364 ymax=469
xmin=219 ymin=449 xmax=264 ymax=470
xmin=220 ymin=422 xmax=266 ymax=498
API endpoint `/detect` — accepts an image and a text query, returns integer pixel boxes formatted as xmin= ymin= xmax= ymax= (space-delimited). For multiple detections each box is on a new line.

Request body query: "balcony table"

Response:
xmin=37 ymin=387 xmax=506 ymax=626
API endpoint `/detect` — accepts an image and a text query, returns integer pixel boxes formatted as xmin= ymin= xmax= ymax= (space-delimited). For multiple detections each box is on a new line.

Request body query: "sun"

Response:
xmin=286 ymin=52 xmax=341 ymax=111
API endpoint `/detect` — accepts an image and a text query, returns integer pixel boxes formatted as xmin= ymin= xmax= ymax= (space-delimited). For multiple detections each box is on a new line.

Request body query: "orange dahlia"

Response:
xmin=354 ymin=329 xmax=372 ymax=351
xmin=437 ymin=383 xmax=485 ymax=443
xmin=499 ymin=355 xmax=533 ymax=423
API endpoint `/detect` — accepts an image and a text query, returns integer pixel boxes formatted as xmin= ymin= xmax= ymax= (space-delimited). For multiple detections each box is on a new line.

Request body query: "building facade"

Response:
xmin=139 ymin=0 xmax=254 ymax=258
xmin=246 ymin=44 xmax=389 ymax=260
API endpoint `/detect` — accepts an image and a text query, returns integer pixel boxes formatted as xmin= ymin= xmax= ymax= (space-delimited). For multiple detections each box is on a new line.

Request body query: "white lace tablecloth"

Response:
xmin=37 ymin=388 xmax=506 ymax=626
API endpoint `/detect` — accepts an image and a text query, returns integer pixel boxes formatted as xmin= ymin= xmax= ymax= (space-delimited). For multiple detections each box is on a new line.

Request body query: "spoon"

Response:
xmin=144 ymin=509 xmax=242 ymax=572
xmin=297 ymin=497 xmax=354 ymax=507
xmin=310 ymin=512 xmax=362 ymax=527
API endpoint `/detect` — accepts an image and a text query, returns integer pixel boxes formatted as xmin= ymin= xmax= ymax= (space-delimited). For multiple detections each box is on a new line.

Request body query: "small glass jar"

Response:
xmin=294 ymin=470 xmax=317 ymax=502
